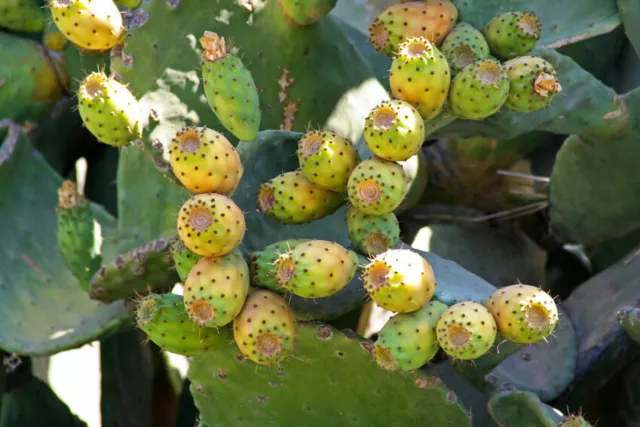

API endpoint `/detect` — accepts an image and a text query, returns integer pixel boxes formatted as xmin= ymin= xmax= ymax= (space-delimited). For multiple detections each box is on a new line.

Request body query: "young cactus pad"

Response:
xmin=200 ymin=31 xmax=261 ymax=142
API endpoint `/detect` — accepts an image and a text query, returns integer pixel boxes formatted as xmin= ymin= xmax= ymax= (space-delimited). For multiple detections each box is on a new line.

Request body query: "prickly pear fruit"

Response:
xmin=483 ymin=12 xmax=541 ymax=60
xmin=233 ymin=289 xmax=298 ymax=366
xmin=200 ymin=31 xmax=260 ymax=142
xmin=77 ymin=71 xmax=142 ymax=147
xmin=297 ymin=130 xmax=360 ymax=192
xmin=346 ymin=206 xmax=400 ymax=256
xmin=441 ymin=22 xmax=490 ymax=76
xmin=558 ymin=415 xmax=592 ymax=427
xmin=364 ymin=100 xmax=425 ymax=162
xmin=257 ymin=171 xmax=345 ymax=225
xmin=56 ymin=180 xmax=101 ymax=291
xmin=389 ymin=37 xmax=451 ymax=120
xmin=171 ymin=239 xmax=203 ymax=282
xmin=369 ymin=1 xmax=458 ymax=57
xmin=183 ymin=250 xmax=250 ymax=328
xmin=278 ymin=0 xmax=337 ymax=26
xmin=347 ymin=158 xmax=407 ymax=216
xmin=1 ymin=0 xmax=44 ymax=33
xmin=168 ymin=126 xmax=243 ymax=195
xmin=177 ymin=193 xmax=246 ymax=257
xmin=49 ymin=0 xmax=125 ymax=51
xmin=448 ymin=59 xmax=510 ymax=120
xmin=484 ymin=284 xmax=558 ymax=344
xmin=273 ymin=240 xmax=359 ymax=298
xmin=137 ymin=293 xmax=229 ymax=356
xmin=362 ymin=249 xmax=436 ymax=313
xmin=436 ymin=301 xmax=497 ymax=360
xmin=503 ymin=56 xmax=562 ymax=113
xmin=373 ymin=301 xmax=448 ymax=372
xmin=249 ymin=239 xmax=310 ymax=292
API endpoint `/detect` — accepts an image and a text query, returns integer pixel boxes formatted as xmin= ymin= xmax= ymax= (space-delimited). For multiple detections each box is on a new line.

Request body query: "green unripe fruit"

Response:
xmin=373 ymin=301 xmax=448 ymax=372
xmin=183 ymin=250 xmax=250 ymax=328
xmin=297 ymin=130 xmax=360 ymax=192
xmin=558 ymin=415 xmax=592 ymax=427
xmin=364 ymin=100 xmax=425 ymax=162
xmin=136 ymin=293 xmax=229 ymax=356
xmin=441 ymin=22 xmax=490 ymax=76
xmin=249 ymin=239 xmax=310 ymax=292
xmin=233 ymin=289 xmax=298 ymax=366
xmin=483 ymin=11 xmax=541 ymax=60
xmin=362 ymin=249 xmax=436 ymax=313
xmin=200 ymin=32 xmax=260 ymax=142
xmin=436 ymin=301 xmax=497 ymax=360
xmin=278 ymin=0 xmax=337 ymax=26
xmin=77 ymin=71 xmax=142 ymax=147
xmin=171 ymin=239 xmax=203 ymax=283
xmin=177 ymin=193 xmax=246 ymax=257
xmin=347 ymin=158 xmax=407 ymax=216
xmin=273 ymin=240 xmax=359 ymax=298
xmin=346 ymin=206 xmax=400 ymax=256
xmin=389 ymin=37 xmax=451 ymax=120
xmin=168 ymin=126 xmax=243 ymax=195
xmin=49 ymin=0 xmax=125 ymax=51
xmin=503 ymin=56 xmax=562 ymax=113
xmin=448 ymin=59 xmax=510 ymax=120
xmin=257 ymin=171 xmax=345 ymax=225
xmin=484 ymin=284 xmax=559 ymax=344
xmin=0 ymin=0 xmax=44 ymax=33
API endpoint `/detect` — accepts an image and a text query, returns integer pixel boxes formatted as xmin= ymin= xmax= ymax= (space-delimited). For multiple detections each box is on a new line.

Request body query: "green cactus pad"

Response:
xmin=503 ymin=56 xmax=562 ymax=113
xmin=278 ymin=0 xmax=337 ymax=26
xmin=249 ymin=239 xmax=311 ymax=292
xmin=346 ymin=206 xmax=400 ymax=256
xmin=373 ymin=300 xmax=448 ymax=372
xmin=171 ymin=239 xmax=203 ymax=283
xmin=347 ymin=158 xmax=407 ymax=215
xmin=488 ymin=390 xmax=564 ymax=427
xmin=390 ymin=37 xmax=451 ymax=120
xmin=618 ymin=306 xmax=640 ymax=344
xmin=188 ymin=322 xmax=471 ymax=426
xmin=56 ymin=180 xmax=102 ymax=291
xmin=0 ymin=121 xmax=129 ymax=356
xmin=0 ymin=0 xmax=44 ymax=32
xmin=137 ymin=293 xmax=230 ymax=356
xmin=618 ymin=0 xmax=640 ymax=57
xmin=441 ymin=22 xmax=490 ymax=76
xmin=297 ymin=130 xmax=359 ymax=192
xmin=88 ymin=238 xmax=178 ymax=303
xmin=448 ymin=59 xmax=510 ymax=120
xmin=436 ymin=301 xmax=497 ymax=360
xmin=483 ymin=12 xmax=541 ymax=59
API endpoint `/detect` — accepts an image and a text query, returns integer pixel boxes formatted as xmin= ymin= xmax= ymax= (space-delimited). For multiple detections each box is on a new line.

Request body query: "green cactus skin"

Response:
xmin=618 ymin=306 xmax=640 ymax=344
xmin=199 ymin=31 xmax=260 ymax=142
xmin=558 ymin=415 xmax=592 ymax=427
xmin=77 ymin=71 xmax=142 ymax=148
xmin=369 ymin=1 xmax=458 ymax=57
xmin=347 ymin=158 xmax=408 ymax=216
xmin=389 ymin=37 xmax=451 ymax=121
xmin=441 ymin=22 xmax=490 ymax=76
xmin=296 ymin=130 xmax=360 ymax=192
xmin=362 ymin=249 xmax=436 ymax=313
xmin=257 ymin=171 xmax=345 ymax=225
xmin=488 ymin=390 xmax=565 ymax=426
xmin=346 ymin=206 xmax=400 ymax=257
xmin=176 ymin=193 xmax=246 ymax=257
xmin=88 ymin=238 xmax=178 ymax=303
xmin=273 ymin=240 xmax=359 ymax=299
xmin=436 ymin=301 xmax=497 ymax=360
xmin=448 ymin=59 xmax=510 ymax=120
xmin=0 ymin=0 xmax=44 ymax=33
xmin=189 ymin=322 xmax=471 ymax=425
xmin=115 ymin=0 xmax=141 ymax=8
xmin=55 ymin=181 xmax=101 ymax=291
xmin=502 ymin=56 xmax=563 ymax=113
xmin=170 ymin=239 xmax=203 ymax=283
xmin=233 ymin=289 xmax=298 ymax=366
xmin=49 ymin=0 xmax=125 ymax=51
xmin=249 ymin=239 xmax=310 ymax=292
xmin=136 ymin=293 xmax=229 ymax=356
xmin=485 ymin=284 xmax=559 ymax=344
xmin=278 ymin=0 xmax=337 ymax=26
xmin=183 ymin=250 xmax=250 ymax=329
xmin=482 ymin=12 xmax=541 ymax=60
xmin=373 ymin=301 xmax=448 ymax=372
xmin=363 ymin=100 xmax=425 ymax=162
xmin=168 ymin=126 xmax=243 ymax=195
